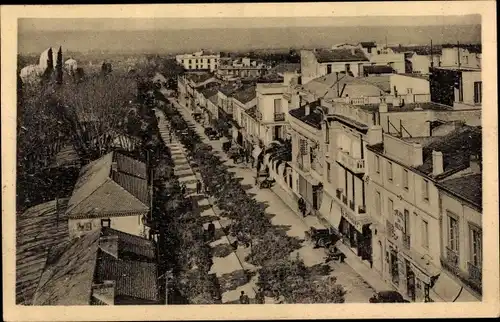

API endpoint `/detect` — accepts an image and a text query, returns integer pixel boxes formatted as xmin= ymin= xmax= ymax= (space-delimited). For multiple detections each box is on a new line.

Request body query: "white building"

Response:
xmin=440 ymin=44 xmax=481 ymax=70
xmin=176 ymin=50 xmax=220 ymax=72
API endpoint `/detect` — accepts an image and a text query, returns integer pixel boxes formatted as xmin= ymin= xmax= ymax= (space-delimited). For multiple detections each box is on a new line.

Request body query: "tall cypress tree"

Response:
xmin=55 ymin=46 xmax=63 ymax=84
xmin=42 ymin=47 xmax=54 ymax=84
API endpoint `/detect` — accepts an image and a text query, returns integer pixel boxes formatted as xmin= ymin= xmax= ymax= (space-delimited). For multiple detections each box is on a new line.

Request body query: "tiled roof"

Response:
xmin=95 ymin=252 xmax=160 ymax=302
xmin=363 ymin=65 xmax=395 ymax=75
xmin=32 ymin=229 xmax=101 ymax=305
xmin=416 ymin=125 xmax=482 ymax=177
xmin=219 ymin=83 xmax=241 ymax=96
xmin=439 ymin=173 xmax=482 ymax=210
xmin=200 ymin=87 xmax=220 ymax=100
xmin=32 ymin=228 xmax=159 ymax=305
xmin=313 ymin=48 xmax=369 ymax=63
xmin=232 ymin=85 xmax=256 ymax=104
xmin=16 ymin=199 xmax=70 ymax=305
xmin=66 ymin=152 xmax=149 ymax=218
xmin=288 ymin=102 xmax=323 ymax=129
xmin=271 ymin=63 xmax=301 ymax=74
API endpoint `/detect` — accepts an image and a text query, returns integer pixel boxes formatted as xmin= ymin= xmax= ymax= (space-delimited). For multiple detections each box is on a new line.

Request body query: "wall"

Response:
xmin=460 ymin=71 xmax=482 ymax=106
xmin=410 ymin=54 xmax=441 ymax=74
xmin=68 ymin=215 xmax=145 ymax=239
xmin=390 ymin=74 xmax=430 ymax=97
xmin=300 ymin=50 xmax=320 ymax=84
xmin=380 ymin=110 xmax=433 ymax=138
xmin=319 ymin=61 xmax=366 ymax=78
xmin=256 ymin=84 xmax=287 ymax=123
xmin=440 ymin=190 xmax=482 ymax=275
xmin=441 ymin=48 xmax=481 ymax=69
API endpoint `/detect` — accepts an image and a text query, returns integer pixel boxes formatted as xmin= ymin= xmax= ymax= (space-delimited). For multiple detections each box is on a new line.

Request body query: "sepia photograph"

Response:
xmin=1 ymin=2 xmax=498 ymax=321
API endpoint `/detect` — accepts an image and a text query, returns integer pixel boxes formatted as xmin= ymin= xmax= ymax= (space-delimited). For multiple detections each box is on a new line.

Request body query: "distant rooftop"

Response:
xmin=271 ymin=63 xmax=301 ymax=75
xmin=390 ymin=45 xmax=443 ymax=56
xmin=313 ymin=48 xmax=369 ymax=63
xmin=186 ymin=72 xmax=215 ymax=84
xmin=232 ymin=85 xmax=257 ymax=104
xmin=442 ymin=43 xmax=482 ymax=54
xmin=289 ymin=101 xmax=323 ymax=129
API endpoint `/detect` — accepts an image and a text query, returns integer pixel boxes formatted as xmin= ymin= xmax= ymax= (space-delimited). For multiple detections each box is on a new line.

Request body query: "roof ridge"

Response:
xmin=67 ymin=177 xmax=113 ymax=216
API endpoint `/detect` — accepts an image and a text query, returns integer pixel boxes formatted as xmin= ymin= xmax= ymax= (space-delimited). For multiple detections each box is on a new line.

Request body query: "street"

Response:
xmin=167 ymin=95 xmax=377 ymax=303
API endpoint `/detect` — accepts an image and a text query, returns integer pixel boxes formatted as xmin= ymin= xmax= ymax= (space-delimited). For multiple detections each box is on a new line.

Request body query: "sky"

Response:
xmin=19 ymin=15 xmax=481 ymax=32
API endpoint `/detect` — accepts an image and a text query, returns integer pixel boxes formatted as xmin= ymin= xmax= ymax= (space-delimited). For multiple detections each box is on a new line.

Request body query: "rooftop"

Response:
xmin=359 ymin=41 xmax=377 ymax=48
xmin=16 ymin=199 xmax=70 ymax=305
xmin=32 ymin=227 xmax=159 ymax=305
xmin=200 ymin=86 xmax=220 ymax=100
xmin=439 ymin=173 xmax=482 ymax=210
xmin=208 ymin=94 xmax=219 ymax=105
xmin=270 ymin=63 xmax=301 ymax=75
xmin=442 ymin=43 xmax=482 ymax=54
xmin=186 ymin=72 xmax=214 ymax=84
xmin=232 ymin=85 xmax=257 ymax=104
xmin=415 ymin=125 xmax=482 ymax=178
xmin=357 ymin=101 xmax=452 ymax=112
xmin=302 ymin=73 xmax=390 ymax=100
xmin=257 ymin=72 xmax=284 ymax=83
xmin=313 ymin=48 xmax=369 ymax=63
xmin=363 ymin=65 xmax=395 ymax=75
xmin=397 ymin=73 xmax=430 ymax=81
xmin=289 ymin=101 xmax=323 ymax=129
xmin=66 ymin=152 xmax=149 ymax=219
xmin=219 ymin=82 xmax=242 ymax=96
xmin=390 ymin=45 xmax=443 ymax=56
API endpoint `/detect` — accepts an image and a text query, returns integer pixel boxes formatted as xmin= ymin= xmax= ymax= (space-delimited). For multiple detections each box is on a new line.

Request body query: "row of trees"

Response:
xmin=159 ymin=97 xmax=346 ymax=304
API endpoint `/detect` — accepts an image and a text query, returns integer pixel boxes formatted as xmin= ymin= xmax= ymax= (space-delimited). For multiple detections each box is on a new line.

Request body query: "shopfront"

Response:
xmin=339 ymin=207 xmax=372 ymax=262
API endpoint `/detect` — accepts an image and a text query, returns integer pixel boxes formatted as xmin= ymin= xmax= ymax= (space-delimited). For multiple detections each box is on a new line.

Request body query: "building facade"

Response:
xmin=175 ymin=50 xmax=220 ymax=72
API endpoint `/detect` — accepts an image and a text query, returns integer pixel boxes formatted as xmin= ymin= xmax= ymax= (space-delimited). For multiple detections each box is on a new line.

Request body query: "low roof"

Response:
xmin=232 ymin=85 xmax=257 ymax=104
xmin=16 ymin=199 xmax=70 ymax=305
xmin=313 ymin=48 xmax=369 ymax=63
xmin=439 ymin=173 xmax=482 ymax=210
xmin=271 ymin=63 xmax=301 ymax=75
xmin=33 ymin=227 xmax=159 ymax=305
xmin=288 ymin=101 xmax=323 ymax=130
xmin=416 ymin=125 xmax=482 ymax=178
xmin=66 ymin=152 xmax=149 ymax=218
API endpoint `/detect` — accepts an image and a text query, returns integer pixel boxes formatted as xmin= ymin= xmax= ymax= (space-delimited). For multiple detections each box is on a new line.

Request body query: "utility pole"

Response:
xmin=457 ymin=41 xmax=461 ymax=69
xmin=430 ymin=39 xmax=434 ymax=68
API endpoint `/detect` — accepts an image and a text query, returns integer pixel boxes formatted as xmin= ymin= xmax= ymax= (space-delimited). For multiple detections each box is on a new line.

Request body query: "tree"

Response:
xmin=41 ymin=47 xmax=54 ymax=83
xmin=74 ymin=67 xmax=85 ymax=83
xmin=55 ymin=46 xmax=63 ymax=84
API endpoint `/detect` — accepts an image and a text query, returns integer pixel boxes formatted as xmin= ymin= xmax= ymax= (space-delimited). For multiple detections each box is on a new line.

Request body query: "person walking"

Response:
xmin=196 ymin=180 xmax=202 ymax=194
xmin=181 ymin=183 xmax=186 ymax=195
xmin=298 ymin=198 xmax=306 ymax=217
xmin=239 ymin=291 xmax=250 ymax=304
xmin=255 ymin=288 xmax=265 ymax=304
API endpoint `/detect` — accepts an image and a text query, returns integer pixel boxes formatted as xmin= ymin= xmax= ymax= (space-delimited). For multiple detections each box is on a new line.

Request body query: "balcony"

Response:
xmin=467 ymin=261 xmax=482 ymax=283
xmin=403 ymin=233 xmax=411 ymax=250
xmin=445 ymin=247 xmax=460 ymax=268
xmin=337 ymin=149 xmax=365 ymax=174
xmin=274 ymin=112 xmax=285 ymax=122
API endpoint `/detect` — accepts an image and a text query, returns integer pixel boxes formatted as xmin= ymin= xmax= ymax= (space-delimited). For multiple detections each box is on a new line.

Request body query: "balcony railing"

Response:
xmin=403 ymin=233 xmax=411 ymax=250
xmin=446 ymin=247 xmax=460 ymax=268
xmin=386 ymin=220 xmax=395 ymax=237
xmin=467 ymin=261 xmax=482 ymax=283
xmin=337 ymin=149 xmax=365 ymax=173
xmin=274 ymin=112 xmax=285 ymax=122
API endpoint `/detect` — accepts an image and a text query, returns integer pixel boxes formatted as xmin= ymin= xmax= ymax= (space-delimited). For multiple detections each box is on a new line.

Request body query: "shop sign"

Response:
xmin=341 ymin=207 xmax=362 ymax=232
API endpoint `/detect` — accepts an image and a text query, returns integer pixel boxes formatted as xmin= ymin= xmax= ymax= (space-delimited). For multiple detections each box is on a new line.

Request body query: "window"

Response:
xmin=326 ymin=64 xmax=332 ymax=74
xmin=474 ymin=81 xmax=482 ymax=104
xmin=469 ymin=225 xmax=482 ymax=266
xmin=325 ymin=126 xmax=330 ymax=144
xmin=375 ymin=191 xmax=382 ymax=216
xmin=388 ymin=198 xmax=394 ymax=216
xmin=403 ymin=169 xmax=409 ymax=190
xmin=190 ymin=59 xmax=193 ymax=65
xmin=407 ymin=88 xmax=413 ymax=94
xmin=274 ymin=98 xmax=282 ymax=113
xmin=447 ymin=213 xmax=459 ymax=252
xmin=422 ymin=179 xmax=429 ymax=201
xmin=375 ymin=155 xmax=380 ymax=174
xmin=101 ymin=218 xmax=111 ymax=228
xmin=403 ymin=209 xmax=410 ymax=235
xmin=387 ymin=162 xmax=393 ymax=182
xmin=327 ymin=162 xmax=331 ymax=183
xmin=422 ymin=219 xmax=429 ymax=249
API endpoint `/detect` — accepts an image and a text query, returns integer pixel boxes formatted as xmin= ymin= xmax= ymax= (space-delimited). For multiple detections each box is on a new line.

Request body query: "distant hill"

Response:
xmin=19 ymin=24 xmax=481 ymax=55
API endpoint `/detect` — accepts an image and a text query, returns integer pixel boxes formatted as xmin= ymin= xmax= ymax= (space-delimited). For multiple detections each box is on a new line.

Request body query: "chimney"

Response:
xmin=379 ymin=97 xmax=388 ymax=113
xmin=99 ymin=235 xmax=119 ymax=259
xmin=92 ymin=280 xmax=116 ymax=305
xmin=367 ymin=125 xmax=383 ymax=145
xmin=412 ymin=143 xmax=423 ymax=167
xmin=305 ymin=103 xmax=310 ymax=116
xmin=432 ymin=150 xmax=444 ymax=176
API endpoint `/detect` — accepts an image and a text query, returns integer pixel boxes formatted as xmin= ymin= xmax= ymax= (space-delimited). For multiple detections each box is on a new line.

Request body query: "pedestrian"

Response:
xmin=207 ymin=222 xmax=216 ymax=241
xmin=255 ymin=288 xmax=265 ymax=304
xmin=239 ymin=291 xmax=250 ymax=304
xmin=196 ymin=180 xmax=202 ymax=194
xmin=181 ymin=183 xmax=186 ymax=195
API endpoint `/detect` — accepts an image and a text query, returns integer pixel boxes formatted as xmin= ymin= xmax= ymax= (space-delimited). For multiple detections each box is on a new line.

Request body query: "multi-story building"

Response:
xmin=430 ymin=66 xmax=482 ymax=110
xmin=175 ymin=50 xmax=220 ymax=72
xmin=440 ymin=44 xmax=481 ymax=70
xmin=391 ymin=45 xmax=442 ymax=75
xmin=365 ymin=124 xmax=482 ymax=302
xmin=231 ymin=85 xmax=257 ymax=147
xmin=301 ymin=48 xmax=370 ymax=84
xmin=177 ymin=72 xmax=218 ymax=111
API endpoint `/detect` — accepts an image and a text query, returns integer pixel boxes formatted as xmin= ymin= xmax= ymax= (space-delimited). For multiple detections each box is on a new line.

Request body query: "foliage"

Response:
xmin=177 ymin=269 xmax=219 ymax=304
xmin=218 ymin=270 xmax=250 ymax=293
xmin=55 ymin=46 xmax=63 ymax=85
xmin=101 ymin=62 xmax=113 ymax=76
xmin=246 ymin=230 xmax=302 ymax=266
xmin=257 ymin=257 xmax=346 ymax=304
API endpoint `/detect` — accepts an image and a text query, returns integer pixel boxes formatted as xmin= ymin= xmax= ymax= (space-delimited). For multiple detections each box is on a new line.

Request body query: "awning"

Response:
xmin=252 ymin=146 xmax=262 ymax=159
xmin=320 ymin=193 xmax=342 ymax=230
xmin=430 ymin=271 xmax=480 ymax=302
